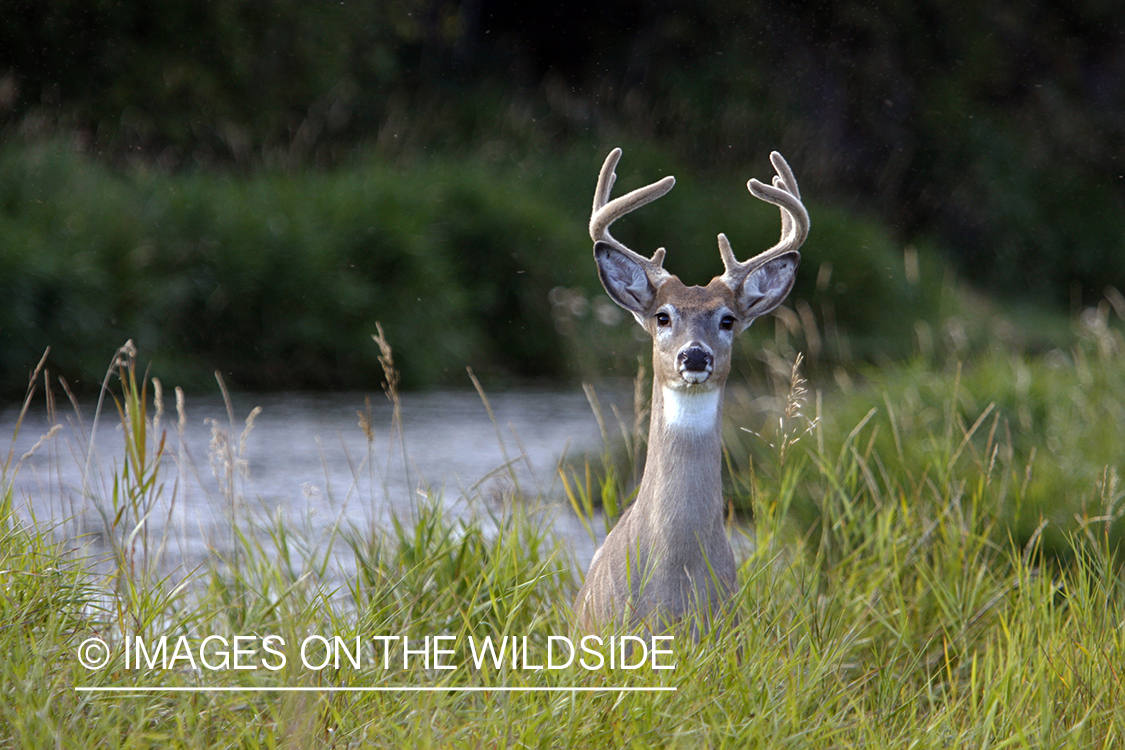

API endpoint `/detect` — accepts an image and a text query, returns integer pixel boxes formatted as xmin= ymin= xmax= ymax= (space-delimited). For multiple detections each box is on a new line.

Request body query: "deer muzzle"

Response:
xmin=677 ymin=344 xmax=714 ymax=383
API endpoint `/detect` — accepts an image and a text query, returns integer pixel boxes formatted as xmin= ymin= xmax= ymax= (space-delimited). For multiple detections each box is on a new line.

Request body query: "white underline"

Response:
xmin=76 ymin=686 xmax=676 ymax=693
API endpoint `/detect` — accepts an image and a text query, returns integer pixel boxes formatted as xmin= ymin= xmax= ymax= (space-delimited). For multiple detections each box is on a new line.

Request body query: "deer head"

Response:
xmin=590 ymin=148 xmax=807 ymax=393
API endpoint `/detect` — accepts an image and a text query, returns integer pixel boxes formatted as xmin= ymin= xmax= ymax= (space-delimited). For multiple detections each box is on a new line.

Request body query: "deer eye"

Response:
xmin=654 ymin=312 xmax=671 ymax=327
xmin=720 ymin=315 xmax=736 ymax=331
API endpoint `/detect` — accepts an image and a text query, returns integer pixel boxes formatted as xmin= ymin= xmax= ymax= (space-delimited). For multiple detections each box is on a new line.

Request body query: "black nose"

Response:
xmin=678 ymin=346 xmax=713 ymax=372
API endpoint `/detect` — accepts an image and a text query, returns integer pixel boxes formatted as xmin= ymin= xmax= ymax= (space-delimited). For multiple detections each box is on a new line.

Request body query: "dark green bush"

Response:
xmin=0 ymin=138 xmax=945 ymax=395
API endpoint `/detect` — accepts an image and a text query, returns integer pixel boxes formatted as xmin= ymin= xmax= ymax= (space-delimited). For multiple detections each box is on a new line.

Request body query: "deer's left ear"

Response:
xmin=594 ymin=241 xmax=659 ymax=318
xmin=733 ymin=252 xmax=799 ymax=327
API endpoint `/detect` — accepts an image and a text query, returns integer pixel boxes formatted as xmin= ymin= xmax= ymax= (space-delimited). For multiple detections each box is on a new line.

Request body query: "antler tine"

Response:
xmin=719 ymin=151 xmax=809 ymax=283
xmin=590 ymin=148 xmax=676 ymax=281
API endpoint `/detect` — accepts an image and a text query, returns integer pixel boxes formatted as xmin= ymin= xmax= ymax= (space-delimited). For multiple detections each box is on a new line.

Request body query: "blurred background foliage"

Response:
xmin=0 ymin=0 xmax=1122 ymax=394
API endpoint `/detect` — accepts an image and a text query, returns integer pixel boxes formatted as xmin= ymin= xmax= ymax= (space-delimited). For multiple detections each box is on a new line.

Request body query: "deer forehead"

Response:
xmin=654 ymin=278 xmax=737 ymax=315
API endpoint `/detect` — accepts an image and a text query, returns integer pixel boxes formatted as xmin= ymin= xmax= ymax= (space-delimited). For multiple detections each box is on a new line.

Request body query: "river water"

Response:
xmin=2 ymin=386 xmax=632 ymax=578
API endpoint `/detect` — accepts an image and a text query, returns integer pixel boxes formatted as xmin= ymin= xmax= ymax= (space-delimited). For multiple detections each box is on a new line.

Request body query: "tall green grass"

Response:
xmin=726 ymin=296 xmax=1125 ymax=565
xmin=3 ymin=320 xmax=1124 ymax=746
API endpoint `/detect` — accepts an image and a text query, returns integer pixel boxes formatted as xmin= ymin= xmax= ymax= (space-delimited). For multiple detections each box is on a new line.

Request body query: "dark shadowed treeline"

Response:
xmin=0 ymin=0 xmax=1122 ymax=392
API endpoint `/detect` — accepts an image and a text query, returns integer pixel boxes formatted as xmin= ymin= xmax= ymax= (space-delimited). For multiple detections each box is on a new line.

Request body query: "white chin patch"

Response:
xmin=663 ymin=387 xmax=721 ymax=432
xmin=679 ymin=369 xmax=711 ymax=385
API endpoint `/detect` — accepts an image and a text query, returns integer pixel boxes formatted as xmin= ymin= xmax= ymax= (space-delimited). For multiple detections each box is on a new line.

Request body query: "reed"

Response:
xmin=1 ymin=320 xmax=1123 ymax=746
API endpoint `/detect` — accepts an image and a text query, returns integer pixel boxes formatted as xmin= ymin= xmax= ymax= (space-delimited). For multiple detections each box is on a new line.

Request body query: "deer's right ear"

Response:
xmin=594 ymin=241 xmax=657 ymax=317
xmin=733 ymin=252 xmax=799 ymax=327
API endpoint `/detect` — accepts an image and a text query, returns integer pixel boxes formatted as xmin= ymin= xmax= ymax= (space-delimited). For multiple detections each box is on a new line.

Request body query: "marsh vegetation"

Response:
xmin=3 ymin=309 xmax=1124 ymax=746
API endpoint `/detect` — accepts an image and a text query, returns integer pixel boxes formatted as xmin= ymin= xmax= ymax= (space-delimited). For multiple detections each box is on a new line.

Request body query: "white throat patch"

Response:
xmin=662 ymin=387 xmax=721 ymax=433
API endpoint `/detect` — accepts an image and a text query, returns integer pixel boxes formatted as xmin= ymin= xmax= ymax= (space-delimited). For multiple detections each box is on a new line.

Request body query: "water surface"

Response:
xmin=2 ymin=386 xmax=628 ymax=576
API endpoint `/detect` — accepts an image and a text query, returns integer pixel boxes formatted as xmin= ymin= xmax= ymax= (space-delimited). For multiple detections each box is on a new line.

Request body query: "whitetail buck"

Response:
xmin=574 ymin=148 xmax=809 ymax=635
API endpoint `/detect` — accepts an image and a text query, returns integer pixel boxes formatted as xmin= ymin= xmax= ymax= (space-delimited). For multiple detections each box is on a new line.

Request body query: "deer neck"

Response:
xmin=635 ymin=381 xmax=725 ymax=532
